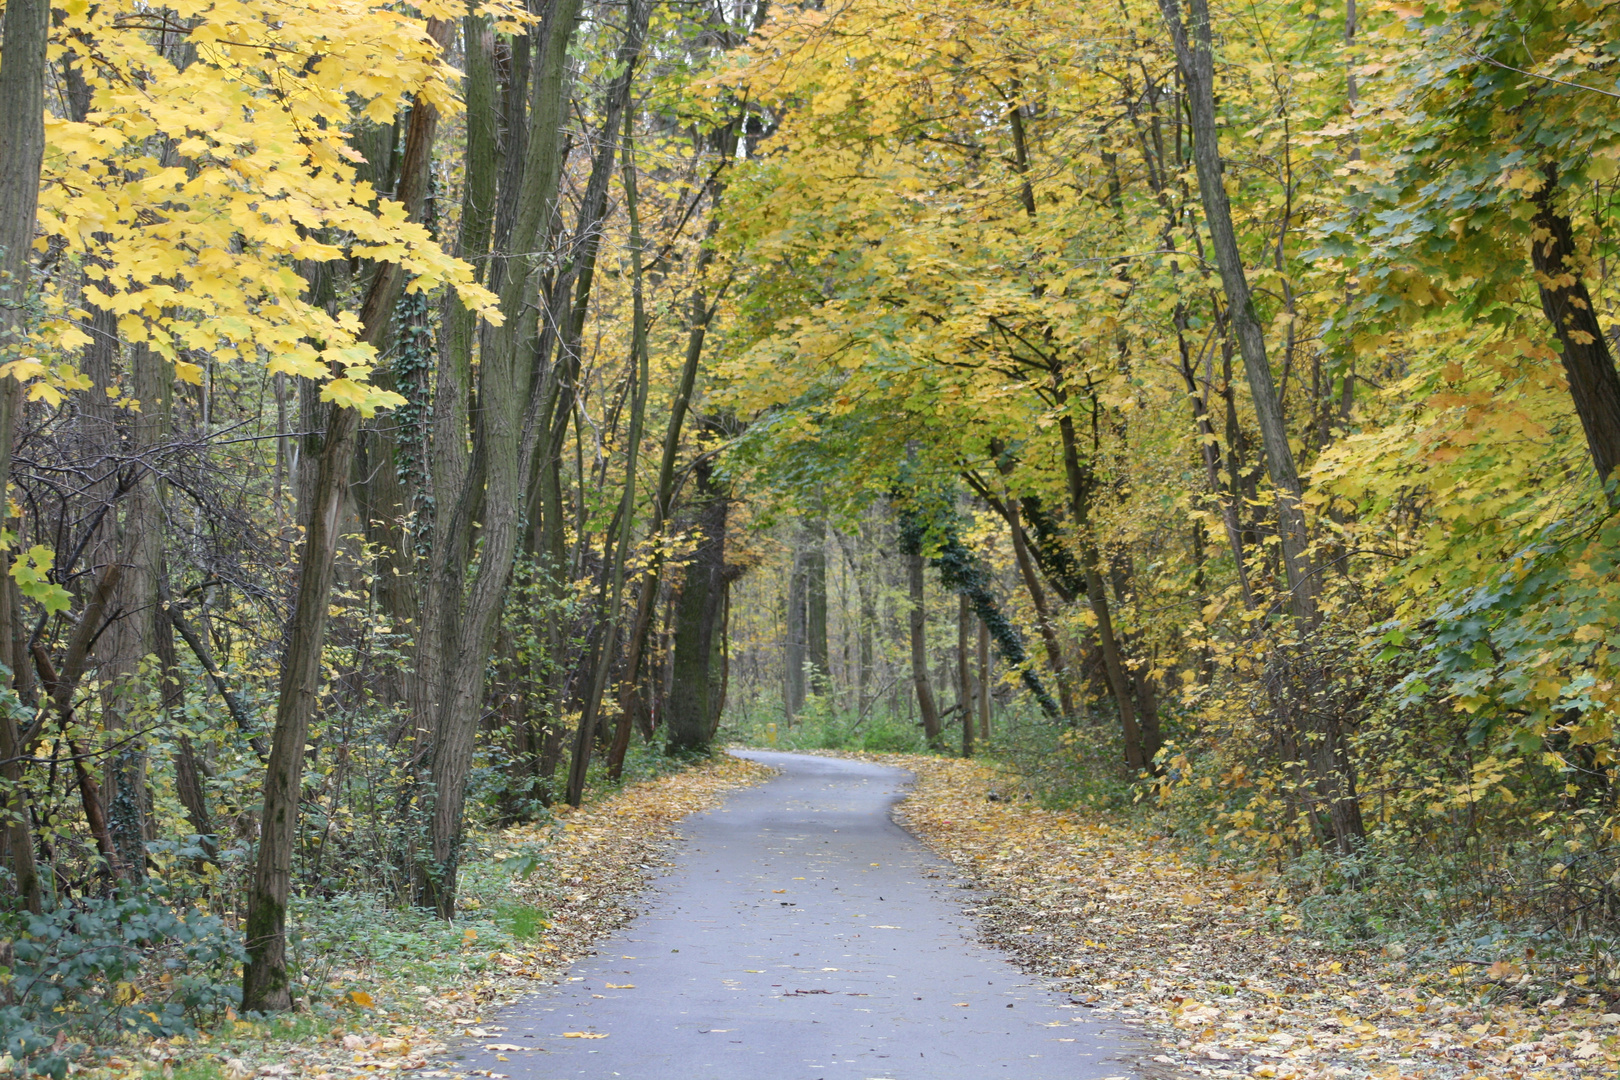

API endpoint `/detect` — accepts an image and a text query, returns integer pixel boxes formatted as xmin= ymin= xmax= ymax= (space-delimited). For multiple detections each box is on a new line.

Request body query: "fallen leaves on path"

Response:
xmin=888 ymin=755 xmax=1620 ymax=1080
xmin=116 ymin=755 xmax=771 ymax=1080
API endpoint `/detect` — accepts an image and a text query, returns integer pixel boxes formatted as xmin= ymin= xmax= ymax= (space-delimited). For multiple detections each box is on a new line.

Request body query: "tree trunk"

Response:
xmin=907 ymin=551 xmax=942 ymax=747
xmin=804 ymin=518 xmax=829 ymax=695
xmin=1004 ymin=500 xmax=1076 ymax=717
xmin=0 ymin=0 xmax=49 ymax=915
xmin=1058 ymin=412 xmax=1146 ymax=769
xmin=1530 ymin=162 xmax=1620 ymax=495
xmin=977 ymin=616 xmax=990 ymax=741
xmin=557 ymin=0 xmax=652 ymax=805
xmin=956 ymin=594 xmax=972 ymax=752
xmin=604 ymin=97 xmax=653 ymax=780
xmin=244 ymin=16 xmax=455 ymax=1005
xmin=414 ymin=0 xmax=584 ymax=917
xmin=241 ymin=400 xmax=359 ymax=1011
xmin=785 ymin=550 xmax=806 ymax=718
xmin=1159 ymin=0 xmax=1316 ymax=624
xmin=665 ymin=460 xmax=728 ymax=754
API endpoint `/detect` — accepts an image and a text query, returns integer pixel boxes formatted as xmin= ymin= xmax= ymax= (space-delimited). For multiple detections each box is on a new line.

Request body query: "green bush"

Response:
xmin=0 ymin=890 xmax=243 ymax=1078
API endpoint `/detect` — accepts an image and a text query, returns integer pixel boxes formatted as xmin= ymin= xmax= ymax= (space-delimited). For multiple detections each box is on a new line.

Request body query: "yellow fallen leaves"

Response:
xmin=891 ymin=755 xmax=1620 ymax=1080
xmin=561 ymin=1032 xmax=607 ymax=1039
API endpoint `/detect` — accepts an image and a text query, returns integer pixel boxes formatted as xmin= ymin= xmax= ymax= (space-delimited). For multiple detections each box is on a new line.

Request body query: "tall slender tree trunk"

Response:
xmin=785 ymin=549 xmax=806 ymax=718
xmin=241 ymin=401 xmax=359 ymax=1011
xmin=603 ymin=93 xmax=653 ymax=780
xmin=977 ymin=617 xmax=990 ymax=741
xmin=1160 ymin=0 xmax=1364 ymax=851
xmin=956 ymin=594 xmax=972 ymax=751
xmin=1058 ymin=413 xmax=1146 ymax=769
xmin=243 ymin=18 xmax=454 ymax=1008
xmin=1159 ymin=0 xmax=1316 ymax=623
xmin=907 ymin=551 xmax=942 ymax=747
xmin=0 ymin=0 xmax=49 ymax=915
xmin=804 ymin=518 xmax=829 ymax=695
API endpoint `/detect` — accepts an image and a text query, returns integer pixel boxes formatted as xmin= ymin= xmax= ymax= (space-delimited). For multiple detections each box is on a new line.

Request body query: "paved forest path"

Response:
xmin=452 ymin=751 xmax=1138 ymax=1079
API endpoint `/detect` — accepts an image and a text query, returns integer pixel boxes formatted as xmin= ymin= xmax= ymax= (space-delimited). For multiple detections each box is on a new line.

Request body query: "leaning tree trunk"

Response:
xmin=1159 ymin=0 xmax=1316 ymax=623
xmin=1530 ymin=162 xmax=1620 ymax=497
xmin=242 ymin=18 xmax=453 ymax=1010
xmin=1160 ymin=0 xmax=1365 ymax=851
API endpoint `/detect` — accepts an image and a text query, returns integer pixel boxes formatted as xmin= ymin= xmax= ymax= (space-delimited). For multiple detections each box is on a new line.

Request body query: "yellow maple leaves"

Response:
xmin=32 ymin=0 xmax=502 ymax=410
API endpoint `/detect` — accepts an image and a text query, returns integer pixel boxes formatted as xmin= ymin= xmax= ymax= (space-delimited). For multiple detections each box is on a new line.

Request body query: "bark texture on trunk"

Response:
xmin=907 ymin=551 xmax=942 ymax=747
xmin=241 ymin=402 xmax=359 ymax=1011
xmin=665 ymin=460 xmax=728 ymax=754
xmin=0 ymin=0 xmax=50 ymax=915
xmin=1159 ymin=0 xmax=1316 ymax=623
xmin=414 ymin=0 xmax=584 ymax=915
xmin=1530 ymin=163 xmax=1620 ymax=493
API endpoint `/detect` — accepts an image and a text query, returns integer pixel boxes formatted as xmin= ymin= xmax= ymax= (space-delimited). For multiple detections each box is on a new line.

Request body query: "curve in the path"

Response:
xmin=452 ymin=750 xmax=1140 ymax=1079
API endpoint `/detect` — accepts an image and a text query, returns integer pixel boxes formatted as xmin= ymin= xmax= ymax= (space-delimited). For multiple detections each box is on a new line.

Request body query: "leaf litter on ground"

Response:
xmin=97 ymin=754 xmax=771 ymax=1080
xmin=873 ymin=753 xmax=1620 ymax=1080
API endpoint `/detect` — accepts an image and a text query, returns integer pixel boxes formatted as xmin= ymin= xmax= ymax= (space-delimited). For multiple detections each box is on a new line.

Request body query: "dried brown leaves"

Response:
xmin=891 ymin=755 xmax=1620 ymax=1080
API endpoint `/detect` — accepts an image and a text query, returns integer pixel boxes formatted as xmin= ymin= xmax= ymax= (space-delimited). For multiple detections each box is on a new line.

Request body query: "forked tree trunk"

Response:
xmin=244 ymin=18 xmax=454 ymax=1007
xmin=414 ymin=0 xmax=584 ymax=915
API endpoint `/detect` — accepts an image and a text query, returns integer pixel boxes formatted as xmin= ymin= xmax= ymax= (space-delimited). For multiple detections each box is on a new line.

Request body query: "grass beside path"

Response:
xmin=879 ymin=753 xmax=1620 ymax=1080
xmin=105 ymin=753 xmax=772 ymax=1080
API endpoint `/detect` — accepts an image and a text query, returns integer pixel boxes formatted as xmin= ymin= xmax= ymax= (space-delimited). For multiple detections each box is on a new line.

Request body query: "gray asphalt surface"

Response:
xmin=452 ymin=750 xmax=1139 ymax=1079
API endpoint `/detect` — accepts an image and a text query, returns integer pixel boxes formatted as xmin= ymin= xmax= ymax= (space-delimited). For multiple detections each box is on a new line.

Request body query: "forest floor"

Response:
xmin=111 ymin=754 xmax=774 ymax=1080
xmin=110 ymin=749 xmax=1620 ymax=1080
xmin=884 ymin=753 xmax=1620 ymax=1080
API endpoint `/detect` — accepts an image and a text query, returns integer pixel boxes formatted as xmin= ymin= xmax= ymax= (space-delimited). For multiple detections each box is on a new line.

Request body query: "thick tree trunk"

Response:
xmin=1530 ymin=163 xmax=1620 ymax=495
xmin=665 ymin=460 xmax=728 ymax=754
xmin=907 ymin=551 xmax=942 ymax=746
xmin=0 ymin=0 xmax=49 ymax=915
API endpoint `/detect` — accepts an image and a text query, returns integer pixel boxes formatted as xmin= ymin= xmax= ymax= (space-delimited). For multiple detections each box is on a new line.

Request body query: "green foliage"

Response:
xmin=723 ymin=695 xmax=936 ymax=755
xmin=0 ymin=890 xmax=243 ymax=1077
